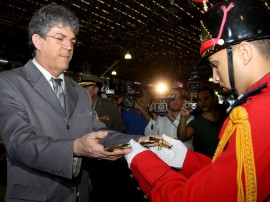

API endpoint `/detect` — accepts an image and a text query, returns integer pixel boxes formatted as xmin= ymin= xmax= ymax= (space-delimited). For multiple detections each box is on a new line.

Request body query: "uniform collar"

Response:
xmin=226 ymin=74 xmax=270 ymax=113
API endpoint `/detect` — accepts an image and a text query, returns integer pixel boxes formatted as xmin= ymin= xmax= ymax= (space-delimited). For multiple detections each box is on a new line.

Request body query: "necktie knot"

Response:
xmin=51 ymin=78 xmax=63 ymax=90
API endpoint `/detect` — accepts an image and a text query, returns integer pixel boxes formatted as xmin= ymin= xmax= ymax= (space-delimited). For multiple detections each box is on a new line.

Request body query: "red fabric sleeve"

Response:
xmin=130 ymin=150 xmax=212 ymax=202
xmin=130 ymin=151 xmax=172 ymax=197
xmin=130 ymin=149 xmax=239 ymax=202
xmin=180 ymin=149 xmax=211 ymax=177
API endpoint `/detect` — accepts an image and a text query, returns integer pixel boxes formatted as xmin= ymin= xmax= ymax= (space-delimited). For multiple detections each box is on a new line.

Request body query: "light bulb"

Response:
xmin=124 ymin=52 xmax=132 ymax=59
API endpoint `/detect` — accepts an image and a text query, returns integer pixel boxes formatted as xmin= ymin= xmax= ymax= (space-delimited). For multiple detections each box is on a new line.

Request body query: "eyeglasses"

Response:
xmin=46 ymin=34 xmax=79 ymax=47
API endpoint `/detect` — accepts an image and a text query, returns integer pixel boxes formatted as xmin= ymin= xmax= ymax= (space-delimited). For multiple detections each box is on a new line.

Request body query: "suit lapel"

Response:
xmin=24 ymin=60 xmax=66 ymax=116
xmin=64 ymin=77 xmax=78 ymax=119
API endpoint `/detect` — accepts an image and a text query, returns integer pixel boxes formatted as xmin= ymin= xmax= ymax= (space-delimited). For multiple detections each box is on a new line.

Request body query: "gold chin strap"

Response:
xmin=212 ymin=106 xmax=257 ymax=202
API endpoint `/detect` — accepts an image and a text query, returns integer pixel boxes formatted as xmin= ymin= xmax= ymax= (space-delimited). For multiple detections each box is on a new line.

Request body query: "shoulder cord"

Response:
xmin=212 ymin=106 xmax=257 ymax=202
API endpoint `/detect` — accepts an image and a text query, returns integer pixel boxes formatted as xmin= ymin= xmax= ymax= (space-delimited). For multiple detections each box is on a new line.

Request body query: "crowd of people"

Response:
xmin=1 ymin=0 xmax=270 ymax=201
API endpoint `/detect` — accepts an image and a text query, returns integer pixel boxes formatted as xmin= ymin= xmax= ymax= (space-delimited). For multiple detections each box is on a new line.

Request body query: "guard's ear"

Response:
xmin=238 ymin=41 xmax=252 ymax=65
xmin=32 ymin=34 xmax=43 ymax=51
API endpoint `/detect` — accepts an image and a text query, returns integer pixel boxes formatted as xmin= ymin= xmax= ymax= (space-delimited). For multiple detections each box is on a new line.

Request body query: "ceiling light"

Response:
xmin=0 ymin=59 xmax=8 ymax=63
xmin=124 ymin=51 xmax=132 ymax=59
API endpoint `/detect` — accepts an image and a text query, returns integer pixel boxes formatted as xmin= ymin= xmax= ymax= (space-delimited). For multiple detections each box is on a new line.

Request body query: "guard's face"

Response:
xmin=208 ymin=49 xmax=231 ymax=92
xmin=34 ymin=26 xmax=76 ymax=76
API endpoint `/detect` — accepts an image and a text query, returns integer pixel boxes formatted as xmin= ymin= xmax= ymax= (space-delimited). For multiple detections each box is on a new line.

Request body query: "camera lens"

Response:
xmin=124 ymin=97 xmax=135 ymax=108
xmin=154 ymin=103 xmax=167 ymax=113
xmin=186 ymin=102 xmax=197 ymax=110
xmin=157 ymin=104 xmax=166 ymax=111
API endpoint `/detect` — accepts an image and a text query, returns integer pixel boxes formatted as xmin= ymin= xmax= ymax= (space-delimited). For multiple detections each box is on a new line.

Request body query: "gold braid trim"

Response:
xmin=212 ymin=106 xmax=257 ymax=202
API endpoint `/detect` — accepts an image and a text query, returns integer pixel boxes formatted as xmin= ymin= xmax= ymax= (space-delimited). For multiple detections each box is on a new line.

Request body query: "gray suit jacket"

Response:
xmin=0 ymin=60 xmax=139 ymax=201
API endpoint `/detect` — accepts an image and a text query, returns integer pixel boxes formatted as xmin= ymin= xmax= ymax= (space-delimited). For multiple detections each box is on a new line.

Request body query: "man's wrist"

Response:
xmin=181 ymin=115 xmax=188 ymax=120
xmin=73 ymin=139 xmax=81 ymax=157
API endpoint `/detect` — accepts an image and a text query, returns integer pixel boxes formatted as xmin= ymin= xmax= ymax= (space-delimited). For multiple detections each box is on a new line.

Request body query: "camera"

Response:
xmin=100 ymin=86 xmax=115 ymax=99
xmin=123 ymin=96 xmax=135 ymax=108
xmin=187 ymin=81 xmax=201 ymax=92
xmin=122 ymin=86 xmax=142 ymax=108
xmin=153 ymin=94 xmax=175 ymax=114
xmin=186 ymin=102 xmax=197 ymax=110
xmin=105 ymin=89 xmax=115 ymax=95
xmin=154 ymin=102 xmax=168 ymax=113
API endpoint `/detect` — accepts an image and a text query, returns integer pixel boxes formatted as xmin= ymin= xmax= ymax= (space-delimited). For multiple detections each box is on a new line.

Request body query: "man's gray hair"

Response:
xmin=28 ymin=4 xmax=79 ymax=55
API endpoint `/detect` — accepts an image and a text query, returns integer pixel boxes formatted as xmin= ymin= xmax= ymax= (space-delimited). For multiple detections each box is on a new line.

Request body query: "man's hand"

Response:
xmin=125 ymin=139 xmax=148 ymax=168
xmin=150 ymin=134 xmax=188 ymax=169
xmin=180 ymin=101 xmax=192 ymax=117
xmin=74 ymin=131 xmax=128 ymax=161
xmin=133 ymin=101 xmax=141 ymax=110
xmin=148 ymin=102 xmax=158 ymax=120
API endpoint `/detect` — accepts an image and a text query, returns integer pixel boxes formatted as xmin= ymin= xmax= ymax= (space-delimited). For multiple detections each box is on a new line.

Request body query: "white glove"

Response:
xmin=125 ymin=139 xmax=148 ymax=168
xmin=150 ymin=134 xmax=188 ymax=169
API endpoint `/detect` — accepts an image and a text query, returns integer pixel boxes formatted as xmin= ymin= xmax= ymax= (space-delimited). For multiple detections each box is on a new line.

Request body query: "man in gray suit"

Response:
xmin=0 ymin=4 xmax=145 ymax=202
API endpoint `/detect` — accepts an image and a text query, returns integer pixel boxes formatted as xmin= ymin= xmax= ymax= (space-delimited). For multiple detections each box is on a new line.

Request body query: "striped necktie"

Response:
xmin=51 ymin=77 xmax=65 ymax=110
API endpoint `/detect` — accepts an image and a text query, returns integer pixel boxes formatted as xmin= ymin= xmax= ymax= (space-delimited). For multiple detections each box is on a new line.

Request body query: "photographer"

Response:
xmin=144 ymin=88 xmax=194 ymax=149
xmin=178 ymin=87 xmax=227 ymax=157
xmin=121 ymin=88 xmax=152 ymax=135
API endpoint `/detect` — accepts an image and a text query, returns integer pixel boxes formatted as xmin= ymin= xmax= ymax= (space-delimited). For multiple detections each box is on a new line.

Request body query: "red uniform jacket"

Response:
xmin=130 ymin=73 xmax=270 ymax=202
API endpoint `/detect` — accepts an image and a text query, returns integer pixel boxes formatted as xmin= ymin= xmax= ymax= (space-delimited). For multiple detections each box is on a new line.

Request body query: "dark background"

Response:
xmin=0 ymin=0 xmax=235 ymax=91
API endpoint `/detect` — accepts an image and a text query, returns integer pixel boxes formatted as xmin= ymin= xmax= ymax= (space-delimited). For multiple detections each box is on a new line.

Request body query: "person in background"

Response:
xmin=0 ymin=4 xmax=148 ymax=201
xmin=80 ymin=80 xmax=125 ymax=132
xmin=121 ymin=88 xmax=152 ymax=135
xmin=80 ymin=80 xmax=148 ymax=202
xmin=144 ymin=88 xmax=194 ymax=149
xmin=178 ymin=87 xmax=227 ymax=157
xmin=124 ymin=0 xmax=270 ymax=201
